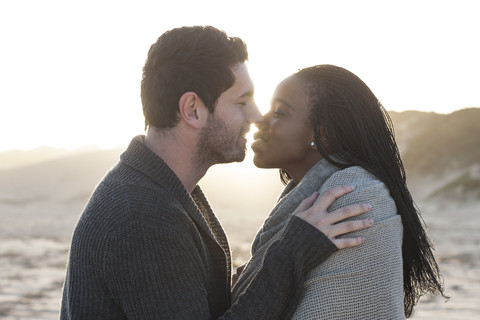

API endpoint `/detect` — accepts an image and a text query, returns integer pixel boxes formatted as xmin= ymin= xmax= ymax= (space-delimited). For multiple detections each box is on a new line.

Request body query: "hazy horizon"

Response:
xmin=1 ymin=107 xmax=478 ymax=153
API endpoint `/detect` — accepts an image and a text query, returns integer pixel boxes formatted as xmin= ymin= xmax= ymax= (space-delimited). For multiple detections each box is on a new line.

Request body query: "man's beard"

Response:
xmin=196 ymin=113 xmax=247 ymax=167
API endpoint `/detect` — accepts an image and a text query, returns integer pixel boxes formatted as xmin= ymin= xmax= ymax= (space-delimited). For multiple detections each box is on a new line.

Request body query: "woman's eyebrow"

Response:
xmin=271 ymin=97 xmax=294 ymax=110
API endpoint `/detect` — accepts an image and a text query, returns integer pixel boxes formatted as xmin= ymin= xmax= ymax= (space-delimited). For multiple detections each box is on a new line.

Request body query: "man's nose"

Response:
xmin=247 ymin=101 xmax=263 ymax=124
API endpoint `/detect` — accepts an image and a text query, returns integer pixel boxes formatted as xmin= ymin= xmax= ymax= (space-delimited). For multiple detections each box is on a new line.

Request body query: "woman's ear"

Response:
xmin=178 ymin=92 xmax=206 ymax=129
xmin=313 ymin=127 xmax=330 ymax=151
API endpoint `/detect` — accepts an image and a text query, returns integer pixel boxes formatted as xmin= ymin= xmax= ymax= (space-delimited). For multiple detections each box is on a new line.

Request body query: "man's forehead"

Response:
xmin=231 ymin=63 xmax=254 ymax=96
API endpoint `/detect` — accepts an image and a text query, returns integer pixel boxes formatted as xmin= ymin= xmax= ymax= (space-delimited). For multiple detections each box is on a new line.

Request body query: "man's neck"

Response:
xmin=145 ymin=127 xmax=208 ymax=193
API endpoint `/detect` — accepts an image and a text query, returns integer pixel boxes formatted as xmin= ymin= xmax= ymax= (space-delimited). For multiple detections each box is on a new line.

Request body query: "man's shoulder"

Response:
xmin=78 ymin=165 xmax=190 ymax=234
xmin=96 ymin=160 xmax=181 ymax=203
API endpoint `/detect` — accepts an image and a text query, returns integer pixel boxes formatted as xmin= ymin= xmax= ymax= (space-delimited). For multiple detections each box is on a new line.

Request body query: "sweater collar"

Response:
xmin=280 ymin=158 xmax=342 ymax=201
xmin=252 ymin=158 xmax=341 ymax=251
xmin=120 ymin=136 xmax=229 ymax=254
xmin=120 ymin=135 xmax=188 ymax=199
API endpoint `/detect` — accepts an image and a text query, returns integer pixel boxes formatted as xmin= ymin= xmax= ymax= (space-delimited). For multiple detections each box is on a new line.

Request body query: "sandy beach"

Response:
xmin=1 ymin=161 xmax=479 ymax=319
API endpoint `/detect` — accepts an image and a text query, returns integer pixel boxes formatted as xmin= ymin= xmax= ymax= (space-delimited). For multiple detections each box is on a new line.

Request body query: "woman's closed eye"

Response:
xmin=273 ymin=106 xmax=287 ymax=116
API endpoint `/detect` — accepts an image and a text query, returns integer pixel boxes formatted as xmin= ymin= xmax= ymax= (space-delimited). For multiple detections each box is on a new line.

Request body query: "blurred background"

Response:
xmin=1 ymin=0 xmax=479 ymax=318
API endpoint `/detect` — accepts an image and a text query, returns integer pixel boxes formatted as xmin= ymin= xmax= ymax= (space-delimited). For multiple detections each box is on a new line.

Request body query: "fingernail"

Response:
xmin=347 ymin=185 xmax=355 ymax=191
xmin=367 ymin=218 xmax=374 ymax=225
xmin=359 ymin=236 xmax=365 ymax=243
xmin=363 ymin=203 xmax=372 ymax=210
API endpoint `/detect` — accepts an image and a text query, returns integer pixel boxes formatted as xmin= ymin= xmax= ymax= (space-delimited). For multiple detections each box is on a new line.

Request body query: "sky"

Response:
xmin=0 ymin=0 xmax=479 ymax=152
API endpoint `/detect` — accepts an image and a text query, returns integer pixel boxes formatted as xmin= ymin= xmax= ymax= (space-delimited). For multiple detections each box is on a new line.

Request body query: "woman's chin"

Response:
xmin=252 ymin=154 xmax=275 ymax=169
xmin=252 ymin=154 xmax=266 ymax=168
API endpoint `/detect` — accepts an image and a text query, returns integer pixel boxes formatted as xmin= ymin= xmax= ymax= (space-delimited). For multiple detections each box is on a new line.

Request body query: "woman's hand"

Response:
xmin=293 ymin=186 xmax=373 ymax=249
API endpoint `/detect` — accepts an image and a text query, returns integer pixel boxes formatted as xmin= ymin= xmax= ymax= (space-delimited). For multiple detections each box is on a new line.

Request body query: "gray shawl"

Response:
xmin=232 ymin=159 xmax=405 ymax=319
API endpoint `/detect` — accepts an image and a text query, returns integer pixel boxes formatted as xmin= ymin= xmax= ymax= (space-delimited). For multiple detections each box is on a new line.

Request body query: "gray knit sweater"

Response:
xmin=233 ymin=159 xmax=405 ymax=319
xmin=60 ymin=136 xmax=338 ymax=319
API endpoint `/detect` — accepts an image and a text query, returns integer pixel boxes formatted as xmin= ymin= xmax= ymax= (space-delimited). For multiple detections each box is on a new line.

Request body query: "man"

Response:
xmin=60 ymin=26 xmax=372 ymax=319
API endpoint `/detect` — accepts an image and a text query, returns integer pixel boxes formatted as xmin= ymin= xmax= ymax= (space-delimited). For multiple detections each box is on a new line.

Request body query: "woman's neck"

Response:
xmin=284 ymin=155 xmax=324 ymax=184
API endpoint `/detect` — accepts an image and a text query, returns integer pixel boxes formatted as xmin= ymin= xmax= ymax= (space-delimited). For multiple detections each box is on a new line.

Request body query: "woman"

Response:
xmin=232 ymin=65 xmax=446 ymax=318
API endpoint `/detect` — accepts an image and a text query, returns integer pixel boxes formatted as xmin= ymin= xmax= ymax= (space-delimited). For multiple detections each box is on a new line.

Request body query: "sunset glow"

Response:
xmin=1 ymin=0 xmax=479 ymax=151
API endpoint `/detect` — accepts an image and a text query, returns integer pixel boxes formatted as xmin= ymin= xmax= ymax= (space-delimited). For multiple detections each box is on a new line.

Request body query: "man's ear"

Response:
xmin=178 ymin=92 xmax=206 ymax=129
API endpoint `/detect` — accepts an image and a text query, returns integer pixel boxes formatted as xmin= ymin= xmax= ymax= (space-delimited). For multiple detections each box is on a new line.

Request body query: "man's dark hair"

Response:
xmin=281 ymin=64 xmax=447 ymax=317
xmin=141 ymin=26 xmax=248 ymax=129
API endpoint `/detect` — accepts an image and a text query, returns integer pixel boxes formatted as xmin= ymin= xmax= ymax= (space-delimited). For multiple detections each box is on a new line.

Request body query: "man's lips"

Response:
xmin=238 ymin=130 xmax=250 ymax=145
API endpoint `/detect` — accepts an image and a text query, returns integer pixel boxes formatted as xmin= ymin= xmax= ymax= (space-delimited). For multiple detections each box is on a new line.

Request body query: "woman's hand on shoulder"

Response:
xmin=293 ymin=186 xmax=373 ymax=249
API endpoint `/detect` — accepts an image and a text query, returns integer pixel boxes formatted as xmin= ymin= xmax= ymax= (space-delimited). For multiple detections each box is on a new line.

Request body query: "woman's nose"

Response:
xmin=254 ymin=112 xmax=270 ymax=130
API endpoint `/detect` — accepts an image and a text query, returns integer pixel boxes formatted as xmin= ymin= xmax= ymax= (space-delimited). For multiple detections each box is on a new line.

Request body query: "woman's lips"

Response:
xmin=251 ymin=132 xmax=268 ymax=151
xmin=253 ymin=132 xmax=268 ymax=142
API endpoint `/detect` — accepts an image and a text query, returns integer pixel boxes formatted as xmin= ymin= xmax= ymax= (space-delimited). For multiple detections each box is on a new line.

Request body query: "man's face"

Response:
xmin=196 ymin=63 xmax=262 ymax=166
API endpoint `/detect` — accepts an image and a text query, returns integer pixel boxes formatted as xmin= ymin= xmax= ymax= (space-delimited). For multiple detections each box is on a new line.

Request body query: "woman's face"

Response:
xmin=251 ymin=75 xmax=322 ymax=181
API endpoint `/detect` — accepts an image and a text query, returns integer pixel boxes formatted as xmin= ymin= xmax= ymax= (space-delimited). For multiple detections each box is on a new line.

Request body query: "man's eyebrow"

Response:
xmin=271 ymin=97 xmax=294 ymax=110
xmin=240 ymin=90 xmax=254 ymax=98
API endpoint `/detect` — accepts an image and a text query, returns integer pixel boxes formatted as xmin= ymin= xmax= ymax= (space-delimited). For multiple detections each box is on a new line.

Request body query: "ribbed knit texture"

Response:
xmin=60 ymin=136 xmax=338 ymax=319
xmin=233 ymin=159 xmax=405 ymax=319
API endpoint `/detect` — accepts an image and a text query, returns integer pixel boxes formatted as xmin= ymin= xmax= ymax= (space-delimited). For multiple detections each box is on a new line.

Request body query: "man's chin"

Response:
xmin=231 ymin=142 xmax=247 ymax=162
xmin=227 ymin=149 xmax=247 ymax=163
xmin=212 ymin=147 xmax=246 ymax=165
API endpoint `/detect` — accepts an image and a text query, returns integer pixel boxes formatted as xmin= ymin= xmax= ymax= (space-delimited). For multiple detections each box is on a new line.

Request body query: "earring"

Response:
xmin=310 ymin=141 xmax=315 ymax=147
